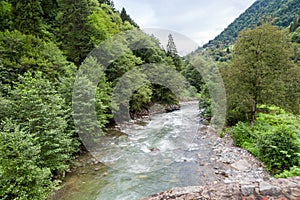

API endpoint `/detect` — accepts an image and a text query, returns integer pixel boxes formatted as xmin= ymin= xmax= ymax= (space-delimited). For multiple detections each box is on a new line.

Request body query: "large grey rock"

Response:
xmin=231 ymin=159 xmax=251 ymax=171
xmin=259 ymin=181 xmax=282 ymax=196
xmin=241 ymin=184 xmax=256 ymax=196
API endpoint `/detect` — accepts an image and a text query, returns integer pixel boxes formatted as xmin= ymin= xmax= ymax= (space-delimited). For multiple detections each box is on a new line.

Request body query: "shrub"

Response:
xmin=229 ymin=121 xmax=254 ymax=147
xmin=275 ymin=166 xmax=300 ymax=178
xmin=257 ymin=126 xmax=300 ymax=174
xmin=0 ymin=120 xmax=57 ymax=200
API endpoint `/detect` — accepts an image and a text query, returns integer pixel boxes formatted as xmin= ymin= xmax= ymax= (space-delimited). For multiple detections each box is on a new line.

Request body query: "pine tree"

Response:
xmin=120 ymin=8 xmax=139 ymax=28
xmin=56 ymin=0 xmax=95 ymax=65
xmin=10 ymin=0 xmax=44 ymax=37
xmin=166 ymin=34 xmax=178 ymax=57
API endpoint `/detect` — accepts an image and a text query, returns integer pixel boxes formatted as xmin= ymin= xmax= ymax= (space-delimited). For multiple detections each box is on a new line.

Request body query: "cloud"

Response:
xmin=114 ymin=0 xmax=256 ymax=49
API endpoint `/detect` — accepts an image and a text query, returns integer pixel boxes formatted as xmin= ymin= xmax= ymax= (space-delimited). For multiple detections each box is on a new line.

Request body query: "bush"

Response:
xmin=228 ymin=105 xmax=300 ymax=177
xmin=0 ymin=120 xmax=57 ymax=200
xmin=9 ymin=72 xmax=78 ymax=174
xmin=229 ymin=121 xmax=254 ymax=147
xmin=275 ymin=166 xmax=300 ymax=178
xmin=257 ymin=127 xmax=300 ymax=174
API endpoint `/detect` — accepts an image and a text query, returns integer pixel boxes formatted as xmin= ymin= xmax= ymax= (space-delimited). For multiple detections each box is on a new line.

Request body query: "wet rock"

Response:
xmin=259 ymin=181 xmax=282 ymax=196
xmin=165 ymin=104 xmax=180 ymax=112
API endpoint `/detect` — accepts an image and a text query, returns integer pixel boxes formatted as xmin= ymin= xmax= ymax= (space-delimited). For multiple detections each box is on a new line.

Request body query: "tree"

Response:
xmin=120 ymin=8 xmax=139 ymax=28
xmin=10 ymin=0 xmax=45 ymax=37
xmin=86 ymin=4 xmax=122 ymax=47
xmin=0 ymin=30 xmax=75 ymax=87
xmin=224 ymin=23 xmax=292 ymax=125
xmin=9 ymin=72 xmax=78 ymax=174
xmin=56 ymin=0 xmax=96 ymax=65
xmin=0 ymin=0 xmax=12 ymax=31
xmin=98 ymin=0 xmax=114 ymax=8
xmin=0 ymin=120 xmax=56 ymax=200
xmin=166 ymin=34 xmax=178 ymax=57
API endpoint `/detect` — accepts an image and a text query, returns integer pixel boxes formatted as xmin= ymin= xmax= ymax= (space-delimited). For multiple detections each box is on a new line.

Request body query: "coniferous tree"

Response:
xmin=120 ymin=8 xmax=139 ymax=28
xmin=56 ymin=0 xmax=96 ymax=65
xmin=0 ymin=0 xmax=12 ymax=31
xmin=166 ymin=34 xmax=178 ymax=57
xmin=10 ymin=0 xmax=44 ymax=37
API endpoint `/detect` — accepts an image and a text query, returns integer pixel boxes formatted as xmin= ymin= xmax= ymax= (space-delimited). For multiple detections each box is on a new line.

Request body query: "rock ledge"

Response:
xmin=141 ymin=177 xmax=300 ymax=200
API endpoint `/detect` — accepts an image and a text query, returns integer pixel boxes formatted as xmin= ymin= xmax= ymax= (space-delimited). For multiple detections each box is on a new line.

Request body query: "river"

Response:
xmin=51 ymin=102 xmax=220 ymax=200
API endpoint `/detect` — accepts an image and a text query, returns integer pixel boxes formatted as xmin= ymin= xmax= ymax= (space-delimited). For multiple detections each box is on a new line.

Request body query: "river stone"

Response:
xmin=259 ymin=181 xmax=282 ymax=196
xmin=231 ymin=159 xmax=251 ymax=171
xmin=241 ymin=184 xmax=256 ymax=196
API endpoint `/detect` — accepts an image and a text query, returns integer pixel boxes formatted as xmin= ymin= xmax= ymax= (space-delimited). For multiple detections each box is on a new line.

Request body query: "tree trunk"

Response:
xmin=250 ymin=102 xmax=256 ymax=127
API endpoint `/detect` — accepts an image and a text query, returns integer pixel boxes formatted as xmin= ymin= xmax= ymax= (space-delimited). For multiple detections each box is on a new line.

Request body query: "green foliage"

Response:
xmin=228 ymin=105 xmax=300 ymax=176
xmin=182 ymin=64 xmax=204 ymax=92
xmin=275 ymin=166 xmax=300 ymax=178
xmin=56 ymin=0 xmax=96 ymax=65
xmin=223 ymin=23 xmax=293 ymax=124
xmin=0 ymin=120 xmax=56 ymax=200
xmin=120 ymin=7 xmax=139 ymax=28
xmin=203 ymin=0 xmax=300 ymax=53
xmin=257 ymin=127 xmax=300 ymax=174
xmin=166 ymin=34 xmax=178 ymax=57
xmin=0 ymin=30 xmax=75 ymax=86
xmin=228 ymin=121 xmax=254 ymax=147
xmin=106 ymin=51 xmax=143 ymax=86
xmin=130 ymin=85 xmax=153 ymax=115
xmin=10 ymin=0 xmax=46 ymax=37
xmin=0 ymin=0 xmax=12 ymax=31
xmin=73 ymin=57 xmax=112 ymax=137
xmin=87 ymin=4 xmax=122 ymax=47
xmin=8 ymin=72 xmax=78 ymax=174
xmin=198 ymin=85 xmax=212 ymax=119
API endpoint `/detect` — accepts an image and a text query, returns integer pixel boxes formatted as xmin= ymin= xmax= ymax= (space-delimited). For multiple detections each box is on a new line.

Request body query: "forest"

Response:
xmin=0 ymin=0 xmax=195 ymax=199
xmin=0 ymin=0 xmax=299 ymax=199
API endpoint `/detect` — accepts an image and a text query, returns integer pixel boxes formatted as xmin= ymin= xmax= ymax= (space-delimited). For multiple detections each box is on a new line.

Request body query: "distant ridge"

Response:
xmin=203 ymin=0 xmax=300 ymax=48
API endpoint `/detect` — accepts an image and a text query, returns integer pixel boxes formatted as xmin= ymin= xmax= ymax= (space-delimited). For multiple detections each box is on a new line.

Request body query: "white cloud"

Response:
xmin=113 ymin=0 xmax=256 ymax=50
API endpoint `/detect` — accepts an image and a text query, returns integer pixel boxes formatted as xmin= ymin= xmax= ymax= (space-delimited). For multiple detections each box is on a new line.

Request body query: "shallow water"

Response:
xmin=53 ymin=102 xmax=217 ymax=200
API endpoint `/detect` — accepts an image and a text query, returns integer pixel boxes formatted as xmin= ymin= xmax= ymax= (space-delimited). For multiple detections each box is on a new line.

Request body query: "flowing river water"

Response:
xmin=51 ymin=102 xmax=222 ymax=200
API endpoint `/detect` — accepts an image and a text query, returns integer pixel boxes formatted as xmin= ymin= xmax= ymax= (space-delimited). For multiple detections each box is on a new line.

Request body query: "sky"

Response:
xmin=113 ymin=0 xmax=257 ymax=53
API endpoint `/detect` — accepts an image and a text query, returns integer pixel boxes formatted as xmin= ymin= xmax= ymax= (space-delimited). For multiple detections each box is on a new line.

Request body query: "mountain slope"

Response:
xmin=203 ymin=0 xmax=300 ymax=48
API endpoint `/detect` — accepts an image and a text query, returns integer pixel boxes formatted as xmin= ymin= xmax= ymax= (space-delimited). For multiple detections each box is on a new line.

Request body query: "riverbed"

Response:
xmin=50 ymin=102 xmax=271 ymax=200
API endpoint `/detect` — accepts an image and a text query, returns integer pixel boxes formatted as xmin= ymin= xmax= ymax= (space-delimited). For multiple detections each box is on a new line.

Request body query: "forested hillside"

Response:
xmin=0 ymin=0 xmax=194 ymax=199
xmin=195 ymin=0 xmax=300 ymax=179
xmin=202 ymin=0 xmax=300 ymax=61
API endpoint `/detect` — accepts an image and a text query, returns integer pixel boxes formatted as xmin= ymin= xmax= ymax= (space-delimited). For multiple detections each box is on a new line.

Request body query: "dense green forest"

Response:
xmin=0 ymin=0 xmax=195 ymax=199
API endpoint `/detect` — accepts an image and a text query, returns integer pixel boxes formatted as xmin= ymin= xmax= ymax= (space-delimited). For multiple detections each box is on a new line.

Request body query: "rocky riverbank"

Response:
xmin=141 ymin=126 xmax=300 ymax=200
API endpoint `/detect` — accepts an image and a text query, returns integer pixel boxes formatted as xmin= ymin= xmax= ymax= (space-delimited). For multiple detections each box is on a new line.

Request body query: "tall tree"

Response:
xmin=224 ymin=23 xmax=292 ymax=125
xmin=120 ymin=8 xmax=139 ymax=28
xmin=166 ymin=34 xmax=178 ymax=57
xmin=56 ymin=0 xmax=96 ymax=65
xmin=10 ymin=0 xmax=44 ymax=37
xmin=0 ymin=0 xmax=12 ymax=31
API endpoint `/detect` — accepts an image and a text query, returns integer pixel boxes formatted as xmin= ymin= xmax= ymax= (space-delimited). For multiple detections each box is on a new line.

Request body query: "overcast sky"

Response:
xmin=113 ymin=0 xmax=256 ymax=53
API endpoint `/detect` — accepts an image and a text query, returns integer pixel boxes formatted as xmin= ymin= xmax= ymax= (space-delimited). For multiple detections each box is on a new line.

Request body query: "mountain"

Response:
xmin=203 ymin=0 xmax=300 ymax=49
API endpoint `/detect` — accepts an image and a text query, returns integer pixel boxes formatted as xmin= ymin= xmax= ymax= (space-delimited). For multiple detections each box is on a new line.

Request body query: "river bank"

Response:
xmin=142 ymin=126 xmax=300 ymax=199
xmin=48 ymin=102 xmax=299 ymax=200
